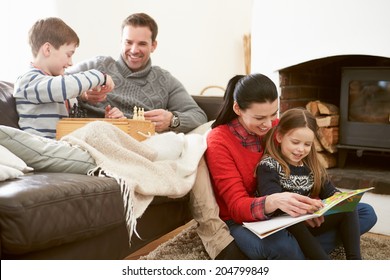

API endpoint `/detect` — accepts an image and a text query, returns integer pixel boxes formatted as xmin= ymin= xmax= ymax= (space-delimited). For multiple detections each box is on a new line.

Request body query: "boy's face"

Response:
xmin=120 ymin=25 xmax=157 ymax=72
xmin=46 ymin=43 xmax=77 ymax=76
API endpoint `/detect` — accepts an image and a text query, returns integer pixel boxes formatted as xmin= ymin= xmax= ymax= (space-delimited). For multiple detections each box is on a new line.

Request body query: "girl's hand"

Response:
xmin=305 ymin=216 xmax=325 ymax=227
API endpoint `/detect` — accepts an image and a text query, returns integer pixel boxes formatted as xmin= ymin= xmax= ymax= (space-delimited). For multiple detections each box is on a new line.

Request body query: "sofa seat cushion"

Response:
xmin=0 ymin=172 xmax=124 ymax=255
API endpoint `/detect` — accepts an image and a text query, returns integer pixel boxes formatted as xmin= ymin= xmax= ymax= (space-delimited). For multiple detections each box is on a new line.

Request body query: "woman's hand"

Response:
xmin=265 ymin=192 xmax=324 ymax=217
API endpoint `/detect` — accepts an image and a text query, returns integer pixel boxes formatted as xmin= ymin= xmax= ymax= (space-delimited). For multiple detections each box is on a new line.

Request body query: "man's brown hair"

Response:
xmin=121 ymin=13 xmax=158 ymax=42
xmin=29 ymin=17 xmax=80 ymax=57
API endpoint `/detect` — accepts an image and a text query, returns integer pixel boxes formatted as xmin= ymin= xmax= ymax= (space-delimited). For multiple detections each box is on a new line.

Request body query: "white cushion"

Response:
xmin=0 ymin=125 xmax=96 ymax=174
xmin=0 ymin=145 xmax=33 ymax=172
xmin=0 ymin=163 xmax=23 ymax=181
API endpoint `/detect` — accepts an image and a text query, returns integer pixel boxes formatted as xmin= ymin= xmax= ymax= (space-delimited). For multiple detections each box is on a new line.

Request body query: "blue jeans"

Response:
xmin=227 ymin=202 xmax=377 ymax=259
xmin=316 ymin=202 xmax=377 ymax=253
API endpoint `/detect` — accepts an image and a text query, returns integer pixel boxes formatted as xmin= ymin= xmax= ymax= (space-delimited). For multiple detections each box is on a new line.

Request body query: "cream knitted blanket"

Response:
xmin=61 ymin=121 xmax=206 ymax=244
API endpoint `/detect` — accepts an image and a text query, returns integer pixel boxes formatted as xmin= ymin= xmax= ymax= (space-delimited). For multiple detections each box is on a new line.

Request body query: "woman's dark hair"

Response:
xmin=212 ymin=73 xmax=278 ymax=128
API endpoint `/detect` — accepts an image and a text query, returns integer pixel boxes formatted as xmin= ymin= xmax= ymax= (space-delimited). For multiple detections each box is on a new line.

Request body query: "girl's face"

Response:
xmin=234 ymin=99 xmax=278 ymax=137
xmin=276 ymin=126 xmax=315 ymax=166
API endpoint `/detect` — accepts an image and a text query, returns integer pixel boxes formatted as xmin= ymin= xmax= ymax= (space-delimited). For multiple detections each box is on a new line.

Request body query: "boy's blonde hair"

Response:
xmin=263 ymin=108 xmax=328 ymax=197
xmin=29 ymin=17 xmax=80 ymax=57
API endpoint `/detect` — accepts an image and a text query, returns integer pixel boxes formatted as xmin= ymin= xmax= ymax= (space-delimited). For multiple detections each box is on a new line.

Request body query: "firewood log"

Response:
xmin=316 ymin=115 xmax=339 ymax=127
xmin=317 ymin=102 xmax=339 ymax=115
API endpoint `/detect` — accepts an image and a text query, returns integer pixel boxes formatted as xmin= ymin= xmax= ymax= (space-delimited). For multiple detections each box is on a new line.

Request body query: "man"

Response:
xmin=68 ymin=13 xmax=207 ymax=134
xmin=68 ymin=13 xmax=243 ymax=259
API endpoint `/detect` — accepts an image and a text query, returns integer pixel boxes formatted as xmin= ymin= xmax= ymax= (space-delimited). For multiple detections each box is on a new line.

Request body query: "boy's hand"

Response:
xmin=102 ymin=74 xmax=115 ymax=92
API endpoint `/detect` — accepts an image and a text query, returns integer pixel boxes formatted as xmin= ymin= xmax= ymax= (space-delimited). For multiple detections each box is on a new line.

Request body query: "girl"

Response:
xmin=256 ymin=108 xmax=361 ymax=259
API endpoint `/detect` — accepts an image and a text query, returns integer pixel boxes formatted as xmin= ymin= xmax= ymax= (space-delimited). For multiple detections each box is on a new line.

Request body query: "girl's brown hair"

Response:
xmin=263 ymin=108 xmax=328 ymax=196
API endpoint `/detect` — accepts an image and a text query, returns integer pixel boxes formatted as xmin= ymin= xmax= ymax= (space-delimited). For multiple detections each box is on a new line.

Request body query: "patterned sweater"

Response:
xmin=68 ymin=56 xmax=207 ymax=133
xmin=13 ymin=66 xmax=106 ymax=139
xmin=256 ymin=156 xmax=338 ymax=199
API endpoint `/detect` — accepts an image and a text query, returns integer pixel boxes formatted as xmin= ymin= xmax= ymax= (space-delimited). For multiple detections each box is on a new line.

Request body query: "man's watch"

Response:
xmin=169 ymin=112 xmax=180 ymax=128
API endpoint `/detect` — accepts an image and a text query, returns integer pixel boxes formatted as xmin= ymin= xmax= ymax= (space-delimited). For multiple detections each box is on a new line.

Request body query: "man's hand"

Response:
xmin=82 ymin=74 xmax=115 ymax=104
xmin=143 ymin=109 xmax=173 ymax=132
xmin=105 ymin=105 xmax=126 ymax=119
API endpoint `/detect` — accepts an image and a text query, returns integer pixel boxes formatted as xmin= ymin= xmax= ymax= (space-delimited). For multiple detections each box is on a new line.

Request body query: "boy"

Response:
xmin=13 ymin=17 xmax=114 ymax=139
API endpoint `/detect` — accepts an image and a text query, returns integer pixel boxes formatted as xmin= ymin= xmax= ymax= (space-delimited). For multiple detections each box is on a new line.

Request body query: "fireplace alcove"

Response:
xmin=278 ymin=55 xmax=390 ymax=169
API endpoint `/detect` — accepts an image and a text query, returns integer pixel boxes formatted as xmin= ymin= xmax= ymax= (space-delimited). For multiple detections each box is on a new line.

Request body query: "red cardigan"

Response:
xmin=205 ymin=125 xmax=264 ymax=224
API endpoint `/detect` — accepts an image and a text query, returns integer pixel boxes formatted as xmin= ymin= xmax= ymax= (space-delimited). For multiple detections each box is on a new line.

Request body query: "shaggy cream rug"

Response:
xmin=140 ymin=223 xmax=390 ymax=260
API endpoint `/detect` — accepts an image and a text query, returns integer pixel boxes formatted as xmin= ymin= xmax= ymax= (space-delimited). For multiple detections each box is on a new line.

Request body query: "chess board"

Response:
xmin=56 ymin=118 xmax=155 ymax=141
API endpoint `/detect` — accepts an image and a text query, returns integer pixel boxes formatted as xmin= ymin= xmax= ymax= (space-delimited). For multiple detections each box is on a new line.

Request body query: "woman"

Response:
xmin=205 ymin=73 xmax=377 ymax=259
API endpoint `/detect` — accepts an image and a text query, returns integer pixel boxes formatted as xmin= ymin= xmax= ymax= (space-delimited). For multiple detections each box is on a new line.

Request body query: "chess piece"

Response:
xmin=139 ymin=108 xmax=145 ymax=120
xmin=133 ymin=106 xmax=138 ymax=120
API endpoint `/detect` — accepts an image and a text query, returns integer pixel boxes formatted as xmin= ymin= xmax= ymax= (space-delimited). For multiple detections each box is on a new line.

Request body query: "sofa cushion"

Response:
xmin=0 ymin=81 xmax=19 ymax=128
xmin=0 ymin=125 xmax=96 ymax=174
xmin=0 ymin=172 xmax=124 ymax=255
xmin=0 ymin=171 xmax=191 ymax=257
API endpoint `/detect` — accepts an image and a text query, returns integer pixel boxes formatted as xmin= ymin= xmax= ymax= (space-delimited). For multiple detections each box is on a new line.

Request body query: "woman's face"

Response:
xmin=234 ymin=99 xmax=279 ymax=137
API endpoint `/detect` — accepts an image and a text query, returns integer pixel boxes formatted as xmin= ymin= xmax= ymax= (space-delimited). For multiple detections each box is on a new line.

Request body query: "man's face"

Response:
xmin=120 ymin=25 xmax=157 ymax=72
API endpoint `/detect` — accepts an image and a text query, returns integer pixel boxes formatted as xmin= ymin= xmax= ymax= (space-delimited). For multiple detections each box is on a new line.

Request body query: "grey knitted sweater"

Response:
xmin=68 ymin=56 xmax=207 ymax=133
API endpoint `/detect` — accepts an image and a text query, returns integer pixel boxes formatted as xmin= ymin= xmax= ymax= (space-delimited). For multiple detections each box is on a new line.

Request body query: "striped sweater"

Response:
xmin=13 ymin=66 xmax=106 ymax=139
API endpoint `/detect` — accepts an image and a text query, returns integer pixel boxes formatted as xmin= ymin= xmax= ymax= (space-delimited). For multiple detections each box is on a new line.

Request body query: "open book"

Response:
xmin=243 ymin=187 xmax=374 ymax=239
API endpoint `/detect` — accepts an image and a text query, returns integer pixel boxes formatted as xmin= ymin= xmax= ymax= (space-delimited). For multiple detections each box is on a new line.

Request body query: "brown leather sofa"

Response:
xmin=0 ymin=81 xmax=223 ymax=260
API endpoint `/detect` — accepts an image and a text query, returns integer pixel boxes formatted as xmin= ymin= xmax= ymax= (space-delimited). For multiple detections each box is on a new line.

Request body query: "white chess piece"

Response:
xmin=133 ymin=106 xmax=138 ymax=120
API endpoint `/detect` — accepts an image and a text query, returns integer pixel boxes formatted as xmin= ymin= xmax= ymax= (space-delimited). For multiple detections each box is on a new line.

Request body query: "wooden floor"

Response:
xmin=124 ymin=219 xmax=197 ymax=260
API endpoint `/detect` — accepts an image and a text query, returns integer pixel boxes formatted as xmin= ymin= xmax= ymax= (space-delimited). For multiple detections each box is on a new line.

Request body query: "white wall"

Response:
xmin=251 ymin=0 xmax=390 ymax=87
xmin=0 ymin=0 xmax=57 ymax=82
xmin=1 ymin=0 xmax=253 ymax=95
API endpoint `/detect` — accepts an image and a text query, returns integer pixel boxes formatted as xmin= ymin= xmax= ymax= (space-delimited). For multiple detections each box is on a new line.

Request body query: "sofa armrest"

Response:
xmin=0 ymin=81 xmax=19 ymax=128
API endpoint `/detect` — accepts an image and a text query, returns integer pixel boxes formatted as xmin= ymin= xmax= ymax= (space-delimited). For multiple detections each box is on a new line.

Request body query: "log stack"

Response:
xmin=306 ymin=100 xmax=340 ymax=168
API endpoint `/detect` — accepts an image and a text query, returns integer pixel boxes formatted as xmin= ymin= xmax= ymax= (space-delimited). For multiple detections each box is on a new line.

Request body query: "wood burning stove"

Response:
xmin=338 ymin=67 xmax=390 ymax=166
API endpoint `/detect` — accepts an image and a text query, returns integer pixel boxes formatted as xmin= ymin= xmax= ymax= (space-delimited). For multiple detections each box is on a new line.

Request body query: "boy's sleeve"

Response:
xmin=14 ymin=69 xmax=105 ymax=103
